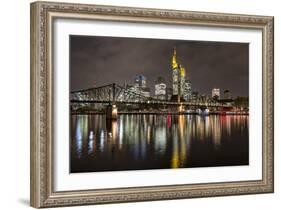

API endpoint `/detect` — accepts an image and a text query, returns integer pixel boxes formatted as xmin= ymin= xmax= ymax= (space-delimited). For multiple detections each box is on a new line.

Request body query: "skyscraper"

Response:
xmin=183 ymin=79 xmax=192 ymax=101
xmin=133 ymin=75 xmax=150 ymax=97
xmin=155 ymin=77 xmax=167 ymax=100
xmin=171 ymin=48 xmax=191 ymax=102
xmin=191 ymin=91 xmax=199 ymax=101
xmin=212 ymin=88 xmax=220 ymax=99
xmin=223 ymin=89 xmax=231 ymax=99
xmin=134 ymin=75 xmax=146 ymax=91
xmin=141 ymin=87 xmax=151 ymax=98
xmin=166 ymin=88 xmax=173 ymax=101
xmin=172 ymin=48 xmax=180 ymax=97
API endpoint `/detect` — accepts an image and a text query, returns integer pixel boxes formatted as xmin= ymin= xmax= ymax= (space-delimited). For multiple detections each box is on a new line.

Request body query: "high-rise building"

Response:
xmin=172 ymin=48 xmax=180 ymax=96
xmin=166 ymin=88 xmax=173 ymax=101
xmin=171 ymin=48 xmax=190 ymax=102
xmin=183 ymin=79 xmax=192 ymax=102
xmin=155 ymin=77 xmax=166 ymax=100
xmin=212 ymin=88 xmax=220 ymax=99
xmin=133 ymin=75 xmax=150 ymax=98
xmin=134 ymin=75 xmax=146 ymax=90
xmin=125 ymin=84 xmax=136 ymax=95
xmin=199 ymin=94 xmax=207 ymax=103
xmin=141 ymin=87 xmax=151 ymax=98
xmin=191 ymin=91 xmax=199 ymax=101
xmin=223 ymin=89 xmax=231 ymax=99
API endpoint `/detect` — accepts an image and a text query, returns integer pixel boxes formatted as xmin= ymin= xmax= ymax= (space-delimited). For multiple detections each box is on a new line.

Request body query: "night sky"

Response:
xmin=70 ymin=35 xmax=249 ymax=97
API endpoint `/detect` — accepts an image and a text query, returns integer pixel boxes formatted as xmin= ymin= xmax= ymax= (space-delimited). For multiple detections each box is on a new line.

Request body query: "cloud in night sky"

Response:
xmin=70 ymin=35 xmax=249 ymax=97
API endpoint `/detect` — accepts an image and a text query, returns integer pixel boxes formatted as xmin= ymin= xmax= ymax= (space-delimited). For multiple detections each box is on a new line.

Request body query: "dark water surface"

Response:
xmin=71 ymin=114 xmax=249 ymax=173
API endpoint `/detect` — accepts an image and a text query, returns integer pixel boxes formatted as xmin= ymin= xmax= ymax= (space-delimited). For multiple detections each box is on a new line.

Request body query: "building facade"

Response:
xmin=166 ymin=88 xmax=173 ymax=101
xmin=133 ymin=75 xmax=150 ymax=97
xmin=212 ymin=88 xmax=220 ymax=99
xmin=141 ymin=87 xmax=151 ymax=98
xmin=223 ymin=89 xmax=231 ymax=99
xmin=155 ymin=77 xmax=166 ymax=100
xmin=172 ymin=48 xmax=181 ymax=96
xmin=183 ymin=79 xmax=192 ymax=102
xmin=134 ymin=75 xmax=146 ymax=91
xmin=171 ymin=48 xmax=191 ymax=102
xmin=191 ymin=91 xmax=199 ymax=102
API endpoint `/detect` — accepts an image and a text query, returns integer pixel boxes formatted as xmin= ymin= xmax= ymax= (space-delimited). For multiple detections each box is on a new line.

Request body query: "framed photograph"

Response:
xmin=30 ymin=1 xmax=274 ymax=208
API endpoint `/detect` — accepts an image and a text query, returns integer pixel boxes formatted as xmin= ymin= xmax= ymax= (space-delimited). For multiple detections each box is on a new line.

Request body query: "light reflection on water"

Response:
xmin=71 ymin=114 xmax=249 ymax=172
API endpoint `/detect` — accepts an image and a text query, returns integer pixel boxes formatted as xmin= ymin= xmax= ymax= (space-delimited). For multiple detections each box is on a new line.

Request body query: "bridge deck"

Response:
xmin=70 ymin=99 xmax=231 ymax=108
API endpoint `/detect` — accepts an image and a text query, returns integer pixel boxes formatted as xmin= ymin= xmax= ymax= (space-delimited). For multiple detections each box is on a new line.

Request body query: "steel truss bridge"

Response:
xmin=70 ymin=83 xmax=231 ymax=110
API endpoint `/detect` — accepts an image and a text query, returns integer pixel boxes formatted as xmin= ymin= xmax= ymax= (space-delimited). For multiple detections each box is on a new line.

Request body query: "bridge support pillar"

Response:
xmin=178 ymin=103 xmax=184 ymax=114
xmin=199 ymin=106 xmax=210 ymax=115
xmin=106 ymin=104 xmax=118 ymax=120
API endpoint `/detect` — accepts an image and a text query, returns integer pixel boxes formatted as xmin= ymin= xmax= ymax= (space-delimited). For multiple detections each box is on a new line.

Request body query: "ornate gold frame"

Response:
xmin=30 ymin=1 xmax=274 ymax=208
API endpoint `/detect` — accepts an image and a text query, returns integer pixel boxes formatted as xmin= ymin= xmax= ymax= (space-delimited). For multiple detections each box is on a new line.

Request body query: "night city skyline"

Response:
xmin=70 ymin=35 xmax=249 ymax=98
xmin=70 ymin=35 xmax=250 ymax=173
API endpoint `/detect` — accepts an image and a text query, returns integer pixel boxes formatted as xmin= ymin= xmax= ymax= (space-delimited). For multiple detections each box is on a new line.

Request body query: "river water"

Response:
xmin=71 ymin=114 xmax=249 ymax=172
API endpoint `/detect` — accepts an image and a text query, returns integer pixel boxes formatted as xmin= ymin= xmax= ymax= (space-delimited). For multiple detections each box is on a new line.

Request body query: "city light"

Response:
xmin=112 ymin=106 xmax=118 ymax=118
xmin=70 ymin=48 xmax=248 ymax=116
xmin=70 ymin=40 xmax=250 ymax=173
